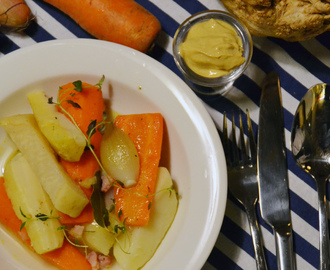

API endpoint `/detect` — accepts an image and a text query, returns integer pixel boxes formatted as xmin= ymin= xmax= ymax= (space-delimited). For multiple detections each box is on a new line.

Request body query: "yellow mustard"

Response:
xmin=179 ymin=18 xmax=245 ymax=78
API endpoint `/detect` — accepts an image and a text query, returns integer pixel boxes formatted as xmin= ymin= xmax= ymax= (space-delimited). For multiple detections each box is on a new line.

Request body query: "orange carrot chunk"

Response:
xmin=58 ymin=81 xmax=105 ymax=157
xmin=0 ymin=177 xmax=92 ymax=270
xmin=41 ymin=0 xmax=161 ymax=53
xmin=59 ymin=152 xmax=98 ymax=225
xmin=60 ymin=151 xmax=99 ymax=198
xmin=114 ymin=113 xmax=163 ymax=226
xmin=57 ymin=81 xmax=105 ymax=225
xmin=42 ymin=241 xmax=92 ymax=270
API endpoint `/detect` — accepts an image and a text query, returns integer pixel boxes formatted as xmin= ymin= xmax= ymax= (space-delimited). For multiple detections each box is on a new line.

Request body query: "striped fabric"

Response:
xmin=1 ymin=0 xmax=330 ymax=269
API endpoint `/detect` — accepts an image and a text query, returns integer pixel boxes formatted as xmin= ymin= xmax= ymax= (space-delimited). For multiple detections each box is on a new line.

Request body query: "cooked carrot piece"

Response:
xmin=60 ymin=151 xmax=99 ymax=198
xmin=57 ymin=81 xmax=105 ymax=225
xmin=42 ymin=241 xmax=92 ymax=270
xmin=114 ymin=113 xmax=163 ymax=226
xmin=0 ymin=177 xmax=92 ymax=270
xmin=59 ymin=152 xmax=98 ymax=225
xmin=58 ymin=82 xmax=104 ymax=157
xmin=41 ymin=0 xmax=161 ymax=52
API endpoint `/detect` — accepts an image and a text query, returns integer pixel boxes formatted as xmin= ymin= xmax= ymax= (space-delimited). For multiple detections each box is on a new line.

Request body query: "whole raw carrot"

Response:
xmin=0 ymin=0 xmax=32 ymax=31
xmin=57 ymin=81 xmax=105 ymax=225
xmin=42 ymin=0 xmax=161 ymax=52
xmin=114 ymin=113 xmax=163 ymax=226
xmin=0 ymin=177 xmax=92 ymax=270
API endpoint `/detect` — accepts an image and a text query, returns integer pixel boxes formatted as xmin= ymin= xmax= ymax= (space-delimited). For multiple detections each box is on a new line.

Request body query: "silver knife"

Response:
xmin=257 ymin=71 xmax=296 ymax=270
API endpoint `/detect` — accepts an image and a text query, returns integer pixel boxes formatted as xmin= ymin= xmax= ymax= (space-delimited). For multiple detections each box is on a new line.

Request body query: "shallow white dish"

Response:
xmin=0 ymin=39 xmax=227 ymax=270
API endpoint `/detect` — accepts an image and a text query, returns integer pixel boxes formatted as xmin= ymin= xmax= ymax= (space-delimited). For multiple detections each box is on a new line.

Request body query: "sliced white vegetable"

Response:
xmin=113 ymin=167 xmax=178 ymax=270
xmin=28 ymin=91 xmax=86 ymax=162
xmin=0 ymin=127 xmax=18 ymax=176
xmin=4 ymin=153 xmax=64 ymax=254
xmin=83 ymin=223 xmax=115 ymax=255
xmin=0 ymin=114 xmax=89 ymax=218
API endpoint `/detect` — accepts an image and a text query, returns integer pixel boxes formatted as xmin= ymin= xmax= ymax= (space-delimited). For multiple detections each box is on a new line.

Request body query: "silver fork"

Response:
xmin=222 ymin=110 xmax=267 ymax=270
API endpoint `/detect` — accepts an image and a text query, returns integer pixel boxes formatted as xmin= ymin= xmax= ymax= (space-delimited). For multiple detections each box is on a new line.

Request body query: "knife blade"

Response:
xmin=257 ymin=71 xmax=296 ymax=270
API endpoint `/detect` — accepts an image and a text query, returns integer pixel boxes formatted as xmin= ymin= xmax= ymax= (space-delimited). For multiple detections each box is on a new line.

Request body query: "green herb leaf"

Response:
xmin=108 ymin=204 xmax=115 ymax=213
xmin=97 ymin=123 xmax=106 ymax=135
xmin=57 ymin=225 xmax=66 ymax=231
xmin=114 ymin=224 xmax=119 ymax=234
xmin=121 ymin=218 xmax=127 ymax=233
xmin=90 ymin=171 xmax=110 ymax=228
xmin=19 ymin=207 xmax=27 ymax=218
xmin=113 ymin=218 xmax=127 ymax=235
xmin=115 ymin=180 xmax=124 ymax=188
xmin=73 ymin=80 xmax=83 ymax=92
xmin=66 ymin=100 xmax=81 ymax=109
xmin=87 ymin=120 xmax=97 ymax=138
xmin=118 ymin=208 xmax=123 ymax=219
xmin=20 ymin=222 xmax=26 ymax=231
xmin=84 ymin=145 xmax=94 ymax=151
xmin=35 ymin=213 xmax=48 ymax=221
xmin=120 ymin=226 xmax=126 ymax=234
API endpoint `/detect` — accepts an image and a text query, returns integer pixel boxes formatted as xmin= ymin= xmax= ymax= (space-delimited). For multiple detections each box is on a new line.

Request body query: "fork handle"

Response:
xmin=274 ymin=224 xmax=296 ymax=270
xmin=245 ymin=205 xmax=268 ymax=270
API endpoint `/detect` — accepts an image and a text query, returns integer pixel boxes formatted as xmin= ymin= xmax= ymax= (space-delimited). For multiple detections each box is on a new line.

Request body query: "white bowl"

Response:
xmin=0 ymin=39 xmax=227 ymax=270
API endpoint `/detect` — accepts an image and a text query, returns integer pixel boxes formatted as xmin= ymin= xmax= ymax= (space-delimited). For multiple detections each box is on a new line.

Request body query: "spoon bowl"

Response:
xmin=291 ymin=83 xmax=330 ymax=270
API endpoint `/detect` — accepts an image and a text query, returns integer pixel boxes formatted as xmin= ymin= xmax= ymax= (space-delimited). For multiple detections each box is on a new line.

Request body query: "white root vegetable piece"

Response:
xmin=83 ymin=223 xmax=115 ymax=255
xmin=28 ymin=91 xmax=86 ymax=162
xmin=0 ymin=128 xmax=18 ymax=177
xmin=0 ymin=114 xmax=89 ymax=218
xmin=113 ymin=167 xmax=178 ymax=270
xmin=100 ymin=125 xmax=140 ymax=187
xmin=4 ymin=153 xmax=64 ymax=254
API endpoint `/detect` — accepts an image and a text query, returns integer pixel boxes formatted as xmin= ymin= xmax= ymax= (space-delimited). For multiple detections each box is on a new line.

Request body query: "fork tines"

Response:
xmin=223 ymin=110 xmax=256 ymax=167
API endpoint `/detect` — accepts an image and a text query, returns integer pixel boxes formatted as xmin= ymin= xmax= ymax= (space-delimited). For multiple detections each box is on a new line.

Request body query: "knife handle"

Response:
xmin=274 ymin=225 xmax=296 ymax=270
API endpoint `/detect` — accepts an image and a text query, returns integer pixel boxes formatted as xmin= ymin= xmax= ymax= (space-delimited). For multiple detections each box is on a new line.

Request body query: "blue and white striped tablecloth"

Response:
xmin=1 ymin=0 xmax=330 ymax=269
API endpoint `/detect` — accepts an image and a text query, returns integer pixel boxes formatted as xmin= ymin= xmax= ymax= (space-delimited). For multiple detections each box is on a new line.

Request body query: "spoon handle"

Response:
xmin=316 ymin=178 xmax=329 ymax=270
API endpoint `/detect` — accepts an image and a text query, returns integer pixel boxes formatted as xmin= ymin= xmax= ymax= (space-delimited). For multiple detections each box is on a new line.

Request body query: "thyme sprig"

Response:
xmin=108 ymin=211 xmax=131 ymax=254
xmin=62 ymin=227 xmax=89 ymax=252
xmin=19 ymin=208 xmax=61 ymax=231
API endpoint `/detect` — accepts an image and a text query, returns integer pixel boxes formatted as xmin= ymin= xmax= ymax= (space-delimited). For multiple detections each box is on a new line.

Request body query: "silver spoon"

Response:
xmin=291 ymin=83 xmax=330 ymax=270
